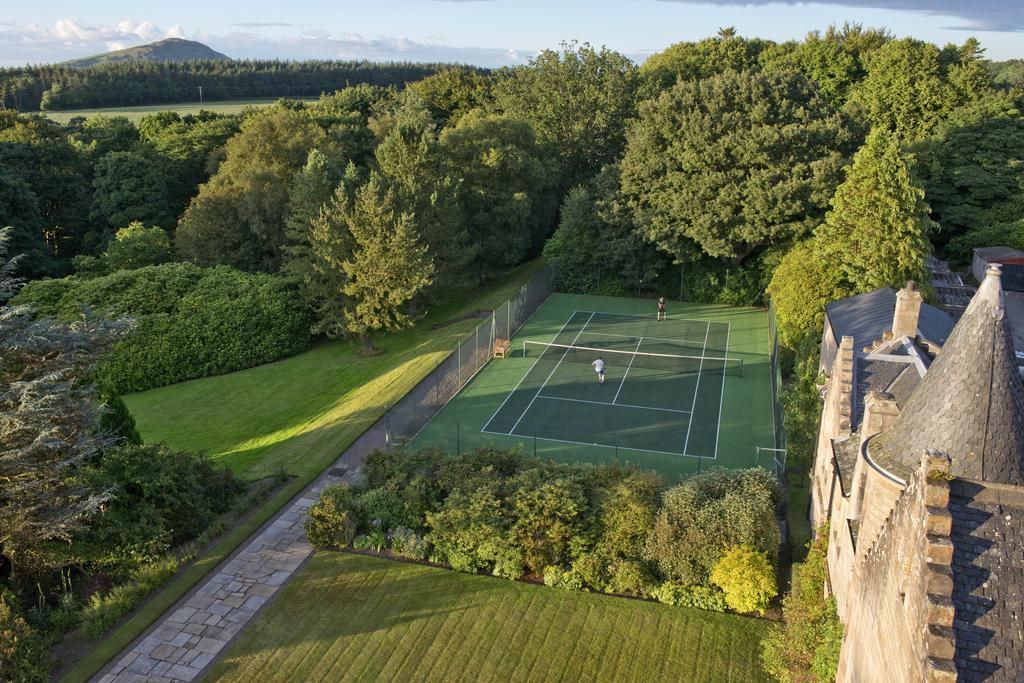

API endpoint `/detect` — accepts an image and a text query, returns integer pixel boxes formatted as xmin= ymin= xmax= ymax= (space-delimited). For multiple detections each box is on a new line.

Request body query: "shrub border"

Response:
xmin=59 ymin=259 xmax=546 ymax=683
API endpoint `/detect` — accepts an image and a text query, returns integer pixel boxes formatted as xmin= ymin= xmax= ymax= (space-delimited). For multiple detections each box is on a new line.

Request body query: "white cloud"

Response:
xmin=0 ymin=19 xmax=531 ymax=67
xmin=654 ymin=0 xmax=1024 ymax=32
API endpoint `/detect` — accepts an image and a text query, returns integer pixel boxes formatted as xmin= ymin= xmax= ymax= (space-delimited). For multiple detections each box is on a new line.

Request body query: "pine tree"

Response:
xmin=304 ymin=184 xmax=356 ymax=339
xmin=342 ymin=174 xmax=435 ymax=352
xmin=817 ymin=128 xmax=932 ymax=291
xmin=375 ymin=108 xmax=477 ymax=295
xmin=281 ymin=149 xmax=343 ymax=302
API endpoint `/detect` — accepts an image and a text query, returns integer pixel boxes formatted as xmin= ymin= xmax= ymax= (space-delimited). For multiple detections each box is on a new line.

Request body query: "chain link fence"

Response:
xmin=765 ymin=298 xmax=787 ymax=480
xmin=382 ymin=267 xmax=554 ymax=445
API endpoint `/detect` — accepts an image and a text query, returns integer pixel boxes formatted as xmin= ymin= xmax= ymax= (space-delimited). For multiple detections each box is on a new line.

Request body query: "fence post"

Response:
xmin=457 ymin=342 xmax=462 ymax=388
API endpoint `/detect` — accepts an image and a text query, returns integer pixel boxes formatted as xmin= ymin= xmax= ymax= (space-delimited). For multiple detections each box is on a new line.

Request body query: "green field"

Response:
xmin=35 ymin=98 xmax=319 ymax=124
xmin=207 ymin=552 xmax=772 ymax=683
xmin=413 ymin=293 xmax=776 ymax=483
xmin=122 ymin=261 xmax=544 ymax=482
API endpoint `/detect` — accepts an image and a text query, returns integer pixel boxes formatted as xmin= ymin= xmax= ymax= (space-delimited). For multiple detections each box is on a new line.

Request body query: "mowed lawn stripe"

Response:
xmin=417 ymin=574 xmax=489 ymax=681
xmin=124 ymin=260 xmax=545 ymax=482
xmin=459 ymin=578 xmax=516 ymax=678
xmin=205 ymin=553 xmax=772 ymax=683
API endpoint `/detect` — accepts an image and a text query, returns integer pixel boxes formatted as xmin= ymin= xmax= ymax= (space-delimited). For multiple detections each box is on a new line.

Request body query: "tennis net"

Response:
xmin=523 ymin=340 xmax=743 ymax=377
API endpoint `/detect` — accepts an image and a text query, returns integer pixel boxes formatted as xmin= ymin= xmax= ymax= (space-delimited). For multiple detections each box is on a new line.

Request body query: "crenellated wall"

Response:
xmin=836 ymin=453 xmax=957 ymax=683
xmin=811 ymin=336 xmax=855 ymax=529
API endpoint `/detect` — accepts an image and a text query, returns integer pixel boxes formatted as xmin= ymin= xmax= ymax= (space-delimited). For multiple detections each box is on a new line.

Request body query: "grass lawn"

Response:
xmin=61 ymin=263 xmax=546 ymax=683
xmin=414 ymin=293 xmax=777 ymax=484
xmin=123 ymin=260 xmax=546 ymax=482
xmin=34 ymin=98 xmax=319 ymax=124
xmin=207 ymin=553 xmax=773 ymax=683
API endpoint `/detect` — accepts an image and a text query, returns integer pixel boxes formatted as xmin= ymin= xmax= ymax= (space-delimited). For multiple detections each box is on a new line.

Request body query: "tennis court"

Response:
xmin=412 ymin=293 xmax=778 ymax=481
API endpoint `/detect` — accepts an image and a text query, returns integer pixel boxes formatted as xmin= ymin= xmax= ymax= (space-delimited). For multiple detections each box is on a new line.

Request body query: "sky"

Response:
xmin=0 ymin=0 xmax=1021 ymax=68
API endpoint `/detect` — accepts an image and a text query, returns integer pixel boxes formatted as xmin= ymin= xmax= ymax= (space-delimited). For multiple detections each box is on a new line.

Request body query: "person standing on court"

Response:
xmin=592 ymin=356 xmax=606 ymax=383
xmin=657 ymin=296 xmax=667 ymax=321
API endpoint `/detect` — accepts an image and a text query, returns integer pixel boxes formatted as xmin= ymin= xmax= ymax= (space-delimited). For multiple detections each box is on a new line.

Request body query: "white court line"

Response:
xmin=580 ymin=330 xmax=708 ymax=346
xmin=577 ymin=309 xmax=712 ymax=323
xmin=481 ymin=429 xmax=696 ymax=459
xmin=507 ymin=311 xmax=596 ymax=435
xmin=535 ymin=393 xmax=691 ymax=415
xmin=612 ymin=336 xmax=644 ymax=404
xmin=713 ymin=321 xmax=732 ymax=459
xmin=411 ymin=295 xmax=555 ymax=442
xmin=481 ymin=310 xmax=578 ymax=432
xmin=681 ymin=321 xmax=711 ymax=457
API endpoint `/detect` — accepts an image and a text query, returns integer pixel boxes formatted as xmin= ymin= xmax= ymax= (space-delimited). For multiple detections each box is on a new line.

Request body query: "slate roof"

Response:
xmin=851 ymin=337 xmax=928 ymax=429
xmin=831 ymin=438 xmax=858 ymax=495
xmin=949 ymin=479 xmax=1024 ymax=682
xmin=825 ymin=287 xmax=955 ymax=352
xmin=871 ymin=266 xmax=1024 ymax=483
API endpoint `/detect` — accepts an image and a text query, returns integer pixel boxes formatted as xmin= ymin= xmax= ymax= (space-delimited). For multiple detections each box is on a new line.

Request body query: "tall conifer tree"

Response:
xmin=342 ymin=174 xmax=434 ymax=352
xmin=817 ymin=128 xmax=932 ymax=291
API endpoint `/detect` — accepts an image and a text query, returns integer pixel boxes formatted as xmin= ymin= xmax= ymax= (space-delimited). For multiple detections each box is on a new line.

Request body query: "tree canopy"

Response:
xmin=621 ymin=68 xmax=853 ymax=262
xmin=495 ymin=42 xmax=638 ymax=189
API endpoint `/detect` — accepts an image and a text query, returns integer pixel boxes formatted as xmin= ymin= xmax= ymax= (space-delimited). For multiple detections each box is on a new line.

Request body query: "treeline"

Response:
xmin=0 ymin=59 xmax=463 ymax=111
xmin=4 ymin=28 xmax=1024 ymax=680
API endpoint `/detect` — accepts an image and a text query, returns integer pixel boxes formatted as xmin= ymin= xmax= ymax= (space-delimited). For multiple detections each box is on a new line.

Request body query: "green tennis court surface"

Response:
xmin=412 ymin=293 xmax=777 ymax=482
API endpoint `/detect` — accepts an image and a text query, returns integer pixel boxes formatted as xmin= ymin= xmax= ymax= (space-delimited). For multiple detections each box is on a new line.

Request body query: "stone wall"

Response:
xmin=836 ymin=454 xmax=957 ymax=682
xmin=812 ymin=336 xmax=854 ymax=528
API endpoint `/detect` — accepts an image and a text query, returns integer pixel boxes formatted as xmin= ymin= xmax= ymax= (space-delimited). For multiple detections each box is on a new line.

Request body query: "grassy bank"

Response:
xmin=62 ymin=261 xmax=544 ymax=682
xmin=124 ymin=260 xmax=545 ymax=482
xmin=35 ymin=98 xmax=319 ymax=123
xmin=208 ymin=552 xmax=773 ymax=682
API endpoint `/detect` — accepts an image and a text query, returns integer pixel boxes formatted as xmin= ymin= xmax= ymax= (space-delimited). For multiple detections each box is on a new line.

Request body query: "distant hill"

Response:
xmin=65 ymin=38 xmax=230 ymax=69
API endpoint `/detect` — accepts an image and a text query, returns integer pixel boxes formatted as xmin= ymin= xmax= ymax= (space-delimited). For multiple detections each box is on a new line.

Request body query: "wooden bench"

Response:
xmin=493 ymin=338 xmax=511 ymax=359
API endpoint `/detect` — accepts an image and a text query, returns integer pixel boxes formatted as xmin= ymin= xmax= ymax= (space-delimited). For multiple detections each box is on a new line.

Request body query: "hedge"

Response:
xmin=12 ymin=263 xmax=311 ymax=393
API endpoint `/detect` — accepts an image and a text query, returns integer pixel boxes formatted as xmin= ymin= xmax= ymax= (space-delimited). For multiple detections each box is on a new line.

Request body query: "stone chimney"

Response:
xmin=860 ymin=391 xmax=901 ymax=445
xmin=892 ymin=281 xmax=923 ymax=339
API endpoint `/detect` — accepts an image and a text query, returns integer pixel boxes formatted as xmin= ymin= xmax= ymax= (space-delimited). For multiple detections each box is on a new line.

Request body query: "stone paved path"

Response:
xmin=97 ymin=492 xmax=322 ymax=683
xmin=94 ymin=421 xmax=384 ymax=683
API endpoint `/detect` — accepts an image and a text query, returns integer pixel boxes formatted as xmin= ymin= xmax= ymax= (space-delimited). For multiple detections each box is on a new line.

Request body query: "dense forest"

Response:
xmin=3 ymin=25 xmax=1024 ymax=682
xmin=0 ymin=59 xmax=461 ymax=111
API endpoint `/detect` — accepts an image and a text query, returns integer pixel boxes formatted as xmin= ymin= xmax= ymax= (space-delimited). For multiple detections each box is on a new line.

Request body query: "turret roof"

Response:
xmin=870 ymin=265 xmax=1024 ymax=483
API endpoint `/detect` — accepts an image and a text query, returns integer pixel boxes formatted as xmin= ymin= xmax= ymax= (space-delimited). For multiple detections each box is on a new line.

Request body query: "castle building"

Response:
xmin=810 ymin=265 xmax=1024 ymax=682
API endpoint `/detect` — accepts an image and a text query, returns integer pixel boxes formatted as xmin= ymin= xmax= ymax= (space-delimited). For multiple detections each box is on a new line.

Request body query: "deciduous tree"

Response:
xmin=176 ymin=106 xmax=324 ymax=271
xmin=850 ymin=37 xmax=990 ymax=142
xmin=621 ymin=68 xmax=852 ymax=262
xmin=91 ymin=149 xmax=174 ymax=231
xmin=439 ymin=111 xmax=557 ymax=273
xmin=495 ymin=42 xmax=638 ymax=189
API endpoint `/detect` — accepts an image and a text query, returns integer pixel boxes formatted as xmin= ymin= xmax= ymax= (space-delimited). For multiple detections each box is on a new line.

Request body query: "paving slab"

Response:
xmin=93 ymin=403 xmax=385 ymax=682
